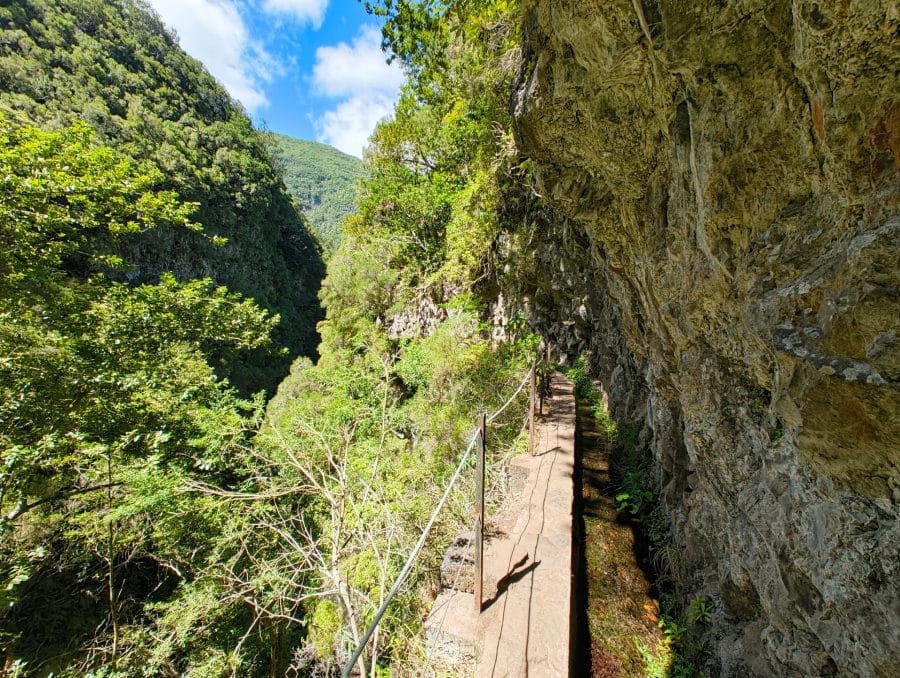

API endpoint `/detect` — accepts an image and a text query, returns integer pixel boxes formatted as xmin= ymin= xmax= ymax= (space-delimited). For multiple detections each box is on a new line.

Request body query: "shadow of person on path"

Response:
xmin=481 ymin=554 xmax=541 ymax=611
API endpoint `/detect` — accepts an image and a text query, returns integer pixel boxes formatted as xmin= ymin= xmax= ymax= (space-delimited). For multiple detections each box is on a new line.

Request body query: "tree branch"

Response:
xmin=4 ymin=482 xmax=123 ymax=522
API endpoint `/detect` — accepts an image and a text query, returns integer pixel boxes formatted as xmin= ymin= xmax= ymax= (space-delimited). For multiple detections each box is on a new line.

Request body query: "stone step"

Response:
xmin=440 ymin=531 xmax=475 ymax=593
xmin=424 ymin=590 xmax=478 ymax=672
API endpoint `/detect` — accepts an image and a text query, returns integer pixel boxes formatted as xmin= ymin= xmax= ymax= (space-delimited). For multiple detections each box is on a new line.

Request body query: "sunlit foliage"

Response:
xmin=0 ymin=116 xmax=276 ymax=675
xmin=267 ymin=133 xmax=364 ymax=253
xmin=0 ymin=0 xmax=540 ymax=674
xmin=0 ymin=0 xmax=325 ymax=394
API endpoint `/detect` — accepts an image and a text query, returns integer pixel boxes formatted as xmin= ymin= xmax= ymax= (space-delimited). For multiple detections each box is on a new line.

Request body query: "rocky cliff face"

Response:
xmin=509 ymin=1 xmax=899 ymax=674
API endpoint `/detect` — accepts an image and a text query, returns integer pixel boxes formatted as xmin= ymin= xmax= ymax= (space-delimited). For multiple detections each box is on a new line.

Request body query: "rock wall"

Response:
xmin=509 ymin=1 xmax=899 ymax=674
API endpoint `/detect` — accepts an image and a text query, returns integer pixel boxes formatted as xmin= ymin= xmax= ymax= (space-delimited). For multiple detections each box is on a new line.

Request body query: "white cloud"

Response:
xmin=262 ymin=0 xmax=329 ymax=28
xmin=312 ymin=26 xmax=404 ymax=157
xmin=146 ymin=0 xmax=276 ymax=113
xmin=312 ymin=25 xmax=404 ymax=97
xmin=317 ymin=93 xmax=397 ymax=158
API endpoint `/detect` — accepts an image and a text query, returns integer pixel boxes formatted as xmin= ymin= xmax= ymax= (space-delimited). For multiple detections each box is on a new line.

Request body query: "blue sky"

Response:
xmin=145 ymin=0 xmax=405 ymax=157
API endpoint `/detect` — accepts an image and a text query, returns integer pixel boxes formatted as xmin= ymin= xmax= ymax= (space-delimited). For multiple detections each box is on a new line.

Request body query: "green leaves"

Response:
xmin=615 ymin=489 xmax=655 ymax=516
xmin=351 ymin=1 xmax=518 ymax=296
xmin=364 ymin=0 xmax=451 ymax=84
xmin=0 ymin=0 xmax=539 ymax=672
xmin=0 ymin=115 xmax=278 ymax=673
xmin=85 ymin=274 xmax=277 ymax=355
xmin=0 ymin=116 xmax=197 ymax=289
xmin=266 ymin=133 xmax=363 ymax=253
xmin=1 ymin=1 xmax=326 ymax=392
xmin=256 ymin=305 xmax=533 ymax=667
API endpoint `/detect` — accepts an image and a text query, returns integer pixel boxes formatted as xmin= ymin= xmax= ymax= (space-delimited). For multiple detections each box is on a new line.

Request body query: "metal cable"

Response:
xmin=341 ymin=366 xmax=532 ymax=677
xmin=342 ymin=433 xmax=478 ymax=677
xmin=486 ymin=369 xmax=532 ymax=424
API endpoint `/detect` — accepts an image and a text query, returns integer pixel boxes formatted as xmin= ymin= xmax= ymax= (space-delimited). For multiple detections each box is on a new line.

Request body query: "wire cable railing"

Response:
xmin=341 ymin=366 xmax=535 ymax=677
xmin=486 ymin=369 xmax=531 ymax=424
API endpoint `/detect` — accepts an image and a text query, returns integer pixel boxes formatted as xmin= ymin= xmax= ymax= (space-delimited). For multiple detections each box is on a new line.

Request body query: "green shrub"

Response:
xmin=309 ymin=600 xmax=342 ymax=659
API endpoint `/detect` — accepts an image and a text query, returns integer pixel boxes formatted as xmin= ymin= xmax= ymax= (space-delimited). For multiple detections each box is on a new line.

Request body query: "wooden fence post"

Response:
xmin=474 ymin=413 xmax=486 ymax=612
xmin=529 ymin=359 xmax=536 ymax=456
xmin=538 ymin=366 xmax=544 ymax=416
xmin=540 ymin=343 xmax=550 ymax=414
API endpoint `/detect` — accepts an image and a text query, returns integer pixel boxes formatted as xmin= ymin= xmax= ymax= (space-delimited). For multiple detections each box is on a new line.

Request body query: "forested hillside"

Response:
xmin=269 ymin=133 xmax=363 ymax=252
xmin=0 ymin=1 xmax=536 ymax=675
xmin=0 ymin=0 xmax=324 ymax=393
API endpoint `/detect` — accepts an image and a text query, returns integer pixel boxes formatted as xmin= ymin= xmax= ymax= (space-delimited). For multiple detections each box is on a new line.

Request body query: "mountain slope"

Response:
xmin=0 ymin=0 xmax=324 ymax=393
xmin=268 ymin=133 xmax=363 ymax=251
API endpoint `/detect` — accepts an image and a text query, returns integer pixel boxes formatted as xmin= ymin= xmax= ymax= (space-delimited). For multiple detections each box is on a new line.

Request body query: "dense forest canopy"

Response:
xmin=268 ymin=133 xmax=363 ymax=253
xmin=0 ymin=113 xmax=279 ymax=676
xmin=0 ymin=0 xmax=325 ymax=394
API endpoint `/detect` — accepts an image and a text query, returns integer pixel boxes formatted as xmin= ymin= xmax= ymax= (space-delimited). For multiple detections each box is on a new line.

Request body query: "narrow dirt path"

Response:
xmin=572 ymin=396 xmax=667 ymax=677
